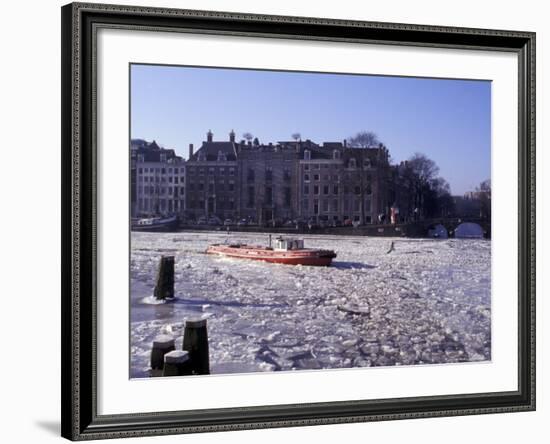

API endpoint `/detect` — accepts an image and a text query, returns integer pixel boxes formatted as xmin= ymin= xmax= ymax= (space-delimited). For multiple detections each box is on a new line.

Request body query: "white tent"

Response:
xmin=454 ymin=222 xmax=484 ymax=239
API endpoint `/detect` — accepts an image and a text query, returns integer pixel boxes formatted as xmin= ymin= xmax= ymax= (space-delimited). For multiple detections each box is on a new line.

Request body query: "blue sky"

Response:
xmin=131 ymin=64 xmax=491 ymax=195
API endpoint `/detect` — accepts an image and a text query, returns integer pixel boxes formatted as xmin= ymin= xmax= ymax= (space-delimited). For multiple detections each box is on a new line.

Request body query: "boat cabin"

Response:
xmin=274 ymin=237 xmax=304 ymax=251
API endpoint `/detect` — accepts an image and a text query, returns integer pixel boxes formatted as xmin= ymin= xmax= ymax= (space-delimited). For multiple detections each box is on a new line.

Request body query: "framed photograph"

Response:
xmin=61 ymin=2 xmax=535 ymax=440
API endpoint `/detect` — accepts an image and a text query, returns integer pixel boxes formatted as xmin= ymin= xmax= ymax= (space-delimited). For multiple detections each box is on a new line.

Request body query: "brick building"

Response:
xmin=298 ymin=142 xmax=391 ymax=224
xmin=184 ymin=130 xmax=238 ymax=221
xmin=183 ymin=131 xmax=392 ymax=225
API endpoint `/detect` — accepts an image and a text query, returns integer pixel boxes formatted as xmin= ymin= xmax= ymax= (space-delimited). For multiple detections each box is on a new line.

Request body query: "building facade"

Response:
xmin=184 ymin=130 xmax=238 ymax=221
xmin=131 ymin=139 xmax=185 ymax=217
xmin=183 ymin=131 xmax=392 ymax=225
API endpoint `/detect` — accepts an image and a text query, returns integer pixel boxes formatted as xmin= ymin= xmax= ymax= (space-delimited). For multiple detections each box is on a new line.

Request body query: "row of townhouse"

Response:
xmin=131 ymin=131 xmax=396 ymax=225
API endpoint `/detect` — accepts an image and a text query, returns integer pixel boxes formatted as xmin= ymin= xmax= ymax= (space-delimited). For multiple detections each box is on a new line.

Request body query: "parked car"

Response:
xmin=208 ymin=216 xmax=222 ymax=226
xmin=343 ymin=219 xmax=353 ymax=226
xmin=197 ymin=216 xmax=207 ymax=225
xmin=223 ymin=218 xmax=233 ymax=226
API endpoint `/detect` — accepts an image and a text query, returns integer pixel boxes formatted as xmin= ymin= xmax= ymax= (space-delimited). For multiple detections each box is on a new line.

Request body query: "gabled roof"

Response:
xmin=189 ymin=141 xmax=238 ymax=162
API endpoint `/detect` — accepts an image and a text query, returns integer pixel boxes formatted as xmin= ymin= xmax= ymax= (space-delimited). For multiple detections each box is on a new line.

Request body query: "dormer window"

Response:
xmin=198 ymin=151 xmax=206 ymax=161
xmin=363 ymin=158 xmax=371 ymax=168
xmin=349 ymin=158 xmax=357 ymax=169
xmin=333 ymin=150 xmax=340 ymax=160
xmin=137 ymin=154 xmax=144 ymax=163
xmin=160 ymin=153 xmax=166 ymax=162
xmin=217 ymin=150 xmax=226 ymax=161
xmin=304 ymin=149 xmax=311 ymax=160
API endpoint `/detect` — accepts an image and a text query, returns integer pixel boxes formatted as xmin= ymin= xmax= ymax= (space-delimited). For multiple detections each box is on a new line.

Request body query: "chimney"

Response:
xmin=229 ymin=129 xmax=235 ymax=143
xmin=189 ymin=143 xmax=194 ymax=159
xmin=207 ymin=130 xmax=213 ymax=142
xmin=343 ymin=139 xmax=347 ymax=148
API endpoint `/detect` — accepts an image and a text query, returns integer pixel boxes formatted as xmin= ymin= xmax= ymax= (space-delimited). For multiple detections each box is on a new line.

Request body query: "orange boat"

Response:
xmin=206 ymin=237 xmax=336 ymax=266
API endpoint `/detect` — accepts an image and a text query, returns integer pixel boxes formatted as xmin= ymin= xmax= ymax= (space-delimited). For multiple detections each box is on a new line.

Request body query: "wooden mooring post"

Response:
xmin=163 ymin=350 xmax=192 ymax=376
xmin=182 ymin=318 xmax=210 ymax=375
xmin=154 ymin=255 xmax=174 ymax=300
xmin=150 ymin=335 xmax=175 ymax=370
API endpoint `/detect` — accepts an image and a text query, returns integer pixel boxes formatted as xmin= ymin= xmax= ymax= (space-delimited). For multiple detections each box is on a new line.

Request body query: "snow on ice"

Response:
xmin=130 ymin=231 xmax=491 ymax=378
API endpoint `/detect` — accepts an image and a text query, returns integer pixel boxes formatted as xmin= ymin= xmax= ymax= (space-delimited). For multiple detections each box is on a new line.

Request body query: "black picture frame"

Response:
xmin=61 ymin=2 xmax=536 ymax=440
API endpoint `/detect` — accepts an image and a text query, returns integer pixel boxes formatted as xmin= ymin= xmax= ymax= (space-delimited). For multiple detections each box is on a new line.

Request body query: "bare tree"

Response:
xmin=291 ymin=132 xmax=301 ymax=142
xmin=242 ymin=132 xmax=253 ymax=142
xmin=347 ymin=131 xmax=380 ymax=148
xmin=406 ymin=153 xmax=441 ymax=219
xmin=476 ymin=179 xmax=491 ymax=220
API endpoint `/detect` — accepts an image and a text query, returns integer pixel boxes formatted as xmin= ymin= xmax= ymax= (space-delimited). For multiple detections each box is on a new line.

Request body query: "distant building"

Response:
xmin=184 ymin=131 xmax=392 ymax=225
xmin=298 ymin=142 xmax=391 ymax=224
xmin=132 ymin=132 xmax=399 ymax=225
xmin=184 ymin=130 xmax=238 ymax=221
xmin=131 ymin=139 xmax=185 ymax=217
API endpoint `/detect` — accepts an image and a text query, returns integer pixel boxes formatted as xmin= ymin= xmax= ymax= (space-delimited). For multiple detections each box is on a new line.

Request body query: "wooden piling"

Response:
xmin=150 ymin=335 xmax=175 ymax=370
xmin=162 ymin=350 xmax=192 ymax=377
xmin=182 ymin=318 xmax=210 ymax=375
xmin=154 ymin=255 xmax=175 ymax=300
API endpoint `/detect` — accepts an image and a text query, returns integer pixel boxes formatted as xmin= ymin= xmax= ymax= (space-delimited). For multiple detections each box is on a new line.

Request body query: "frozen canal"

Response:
xmin=130 ymin=231 xmax=491 ymax=378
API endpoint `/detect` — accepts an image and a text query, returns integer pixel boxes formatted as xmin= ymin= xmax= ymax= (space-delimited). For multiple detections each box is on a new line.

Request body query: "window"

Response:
xmin=247 ymin=168 xmax=255 ymax=182
xmin=265 ymin=186 xmax=273 ymax=205
xmin=314 ymin=164 xmax=320 ymax=169
xmin=138 ymin=168 xmax=143 ymax=174
xmin=314 ymin=200 xmax=319 ymax=215
xmin=354 ymin=186 xmax=361 ymax=195
xmin=168 ymin=168 xmax=172 ymax=174
xmin=304 ymin=164 xmax=310 ymax=171
xmin=304 ymin=174 xmax=310 ymax=182
xmin=284 ymin=187 xmax=291 ymax=207
xmin=333 ymin=185 xmax=339 ymax=195
xmin=174 ymin=168 xmax=178 ymax=174
xmin=208 ymin=184 xmax=214 ymax=193
xmin=228 ymin=181 xmax=235 ymax=192
xmin=323 ymin=200 xmax=329 ymax=212
xmin=314 ymin=185 xmax=319 ymax=195
xmin=304 ymin=150 xmax=311 ymax=160
xmin=366 ymin=185 xmax=372 ymax=195
xmin=314 ymin=174 xmax=320 ymax=181
xmin=265 ymin=167 xmax=273 ymax=181
xmin=323 ymin=185 xmax=329 ymax=195
xmin=354 ymin=199 xmax=360 ymax=212
xmin=168 ymin=177 xmax=173 ymax=183
xmin=161 ymin=168 xmax=166 ymax=174
xmin=247 ymin=187 xmax=255 ymax=208
xmin=349 ymin=158 xmax=356 ymax=168
xmin=333 ymin=200 xmax=339 ymax=212
xmin=304 ymin=185 xmax=309 ymax=195
xmin=365 ymin=199 xmax=372 ymax=212
xmin=284 ymin=169 xmax=291 ymax=181
xmin=229 ymin=168 xmax=235 ymax=176
xmin=198 ymin=183 xmax=204 ymax=191
xmin=174 ymin=177 xmax=179 ymax=184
